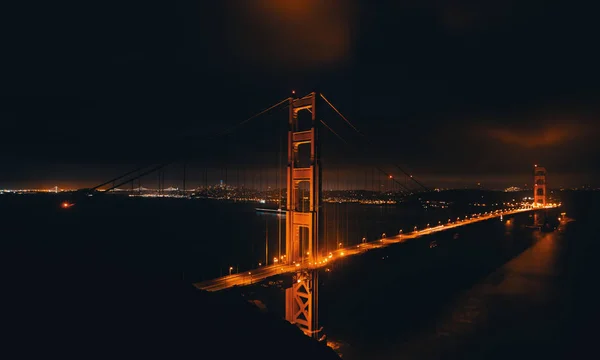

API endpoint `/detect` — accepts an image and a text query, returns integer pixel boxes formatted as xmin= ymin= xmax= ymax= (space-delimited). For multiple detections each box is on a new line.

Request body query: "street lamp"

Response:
xmin=229 ymin=266 xmax=233 ymax=276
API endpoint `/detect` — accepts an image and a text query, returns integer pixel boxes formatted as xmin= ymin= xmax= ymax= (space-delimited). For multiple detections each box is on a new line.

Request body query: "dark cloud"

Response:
xmin=1 ymin=1 xmax=599 ymax=188
xmin=473 ymin=106 xmax=599 ymax=149
xmin=485 ymin=123 xmax=582 ymax=148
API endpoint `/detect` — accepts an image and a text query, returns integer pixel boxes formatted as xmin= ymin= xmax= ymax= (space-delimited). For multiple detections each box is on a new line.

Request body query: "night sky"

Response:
xmin=2 ymin=1 xmax=599 ymax=189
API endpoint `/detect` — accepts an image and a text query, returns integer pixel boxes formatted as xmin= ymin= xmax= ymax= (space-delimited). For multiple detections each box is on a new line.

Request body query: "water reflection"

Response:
xmin=254 ymin=202 xmax=491 ymax=275
xmin=240 ymin=208 xmax=562 ymax=358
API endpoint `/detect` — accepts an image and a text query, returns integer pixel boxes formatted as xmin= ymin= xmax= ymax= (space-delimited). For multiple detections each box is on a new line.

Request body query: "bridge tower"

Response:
xmin=533 ymin=165 xmax=547 ymax=207
xmin=285 ymin=92 xmax=322 ymax=339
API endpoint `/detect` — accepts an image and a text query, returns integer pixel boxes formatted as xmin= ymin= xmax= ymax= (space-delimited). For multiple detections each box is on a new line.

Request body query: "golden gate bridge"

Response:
xmin=74 ymin=91 xmax=558 ymax=341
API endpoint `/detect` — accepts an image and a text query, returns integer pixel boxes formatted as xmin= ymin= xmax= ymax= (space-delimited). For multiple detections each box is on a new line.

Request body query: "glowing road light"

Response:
xmin=389 ymin=175 xmax=393 ymax=179
xmin=194 ymin=207 xmax=541 ymax=291
xmin=229 ymin=267 xmax=233 ymax=276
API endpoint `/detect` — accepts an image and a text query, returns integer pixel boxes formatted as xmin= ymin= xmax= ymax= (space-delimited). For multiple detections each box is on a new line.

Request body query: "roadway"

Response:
xmin=194 ymin=206 xmax=557 ymax=292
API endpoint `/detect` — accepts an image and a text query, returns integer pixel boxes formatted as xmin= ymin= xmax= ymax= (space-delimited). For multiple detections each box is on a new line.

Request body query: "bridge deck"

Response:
xmin=194 ymin=207 xmax=555 ymax=292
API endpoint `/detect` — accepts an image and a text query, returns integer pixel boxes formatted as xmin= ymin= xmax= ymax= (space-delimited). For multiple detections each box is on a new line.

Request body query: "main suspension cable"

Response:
xmin=90 ymin=97 xmax=291 ymax=193
xmin=320 ymin=93 xmax=429 ymax=191
xmin=320 ymin=119 xmax=412 ymax=194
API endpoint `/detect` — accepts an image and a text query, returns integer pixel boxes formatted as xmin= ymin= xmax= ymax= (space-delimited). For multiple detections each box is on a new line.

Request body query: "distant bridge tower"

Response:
xmin=285 ymin=92 xmax=322 ymax=339
xmin=533 ymin=165 xmax=547 ymax=207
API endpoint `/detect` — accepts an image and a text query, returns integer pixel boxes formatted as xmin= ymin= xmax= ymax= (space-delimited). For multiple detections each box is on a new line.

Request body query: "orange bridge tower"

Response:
xmin=533 ymin=165 xmax=547 ymax=207
xmin=285 ymin=92 xmax=322 ymax=340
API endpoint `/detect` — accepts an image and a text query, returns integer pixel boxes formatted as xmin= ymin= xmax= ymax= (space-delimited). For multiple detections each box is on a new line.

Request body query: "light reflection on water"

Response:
xmin=253 ymin=202 xmax=504 ymax=276
xmin=238 ymin=208 xmax=562 ymax=359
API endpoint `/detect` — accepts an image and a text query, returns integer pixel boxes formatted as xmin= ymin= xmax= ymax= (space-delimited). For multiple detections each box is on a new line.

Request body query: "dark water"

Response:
xmin=236 ymin=210 xmax=544 ymax=340
xmin=235 ymin=191 xmax=599 ymax=359
xmin=2 ymin=191 xmax=594 ymax=359
xmin=0 ymin=192 xmax=506 ymax=282
xmin=320 ymin=211 xmax=546 ymax=357
xmin=1 ymin=194 xmax=265 ymax=282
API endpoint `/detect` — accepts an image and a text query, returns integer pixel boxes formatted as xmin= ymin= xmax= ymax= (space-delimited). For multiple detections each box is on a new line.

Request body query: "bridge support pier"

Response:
xmin=285 ymin=270 xmax=322 ymax=339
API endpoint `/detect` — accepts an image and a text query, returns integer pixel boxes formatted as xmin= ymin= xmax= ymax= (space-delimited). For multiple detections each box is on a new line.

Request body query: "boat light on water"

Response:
xmin=255 ymin=208 xmax=286 ymax=216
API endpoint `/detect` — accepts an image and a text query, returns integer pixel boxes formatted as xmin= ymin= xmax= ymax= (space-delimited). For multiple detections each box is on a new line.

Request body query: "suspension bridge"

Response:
xmin=80 ymin=91 xmax=558 ymax=340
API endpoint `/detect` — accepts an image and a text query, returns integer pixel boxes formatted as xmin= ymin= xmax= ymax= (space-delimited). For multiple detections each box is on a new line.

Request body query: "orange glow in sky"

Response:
xmin=486 ymin=123 xmax=582 ymax=148
xmin=225 ymin=0 xmax=357 ymax=70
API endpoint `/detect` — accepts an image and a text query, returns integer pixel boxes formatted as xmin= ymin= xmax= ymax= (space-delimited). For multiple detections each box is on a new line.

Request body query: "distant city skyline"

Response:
xmin=1 ymin=165 xmax=593 ymax=191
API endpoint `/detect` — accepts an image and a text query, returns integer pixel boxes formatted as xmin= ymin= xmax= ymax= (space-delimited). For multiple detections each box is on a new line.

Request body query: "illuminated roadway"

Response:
xmin=194 ymin=205 xmax=558 ymax=292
